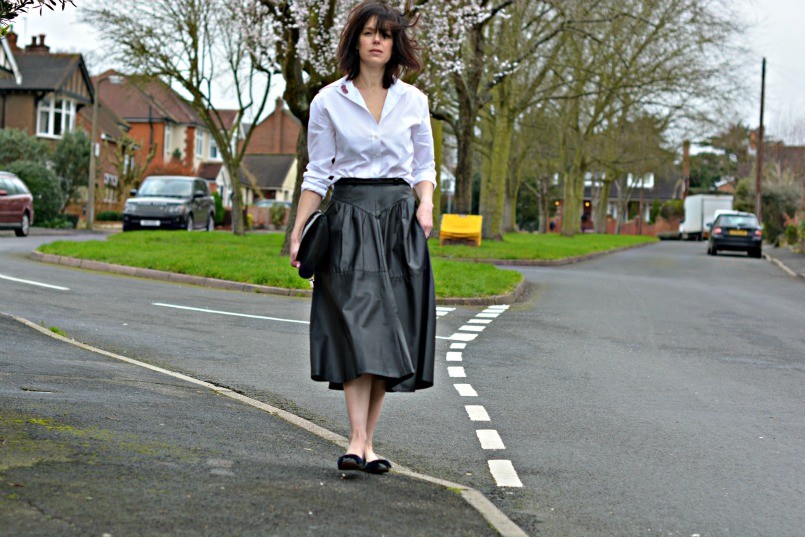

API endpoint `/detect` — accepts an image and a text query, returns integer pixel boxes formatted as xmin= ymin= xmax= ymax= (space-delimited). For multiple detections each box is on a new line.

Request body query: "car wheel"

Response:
xmin=749 ymin=247 xmax=762 ymax=258
xmin=710 ymin=246 xmax=717 ymax=256
xmin=206 ymin=213 xmax=214 ymax=232
xmin=186 ymin=214 xmax=194 ymax=231
xmin=14 ymin=212 xmax=30 ymax=237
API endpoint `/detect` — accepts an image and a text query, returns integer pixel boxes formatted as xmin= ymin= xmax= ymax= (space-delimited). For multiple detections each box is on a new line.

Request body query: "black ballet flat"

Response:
xmin=337 ymin=454 xmax=365 ymax=471
xmin=363 ymin=459 xmax=392 ymax=474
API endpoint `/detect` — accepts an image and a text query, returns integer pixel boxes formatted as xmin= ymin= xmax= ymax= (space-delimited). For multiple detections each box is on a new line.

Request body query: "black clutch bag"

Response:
xmin=297 ymin=210 xmax=328 ymax=279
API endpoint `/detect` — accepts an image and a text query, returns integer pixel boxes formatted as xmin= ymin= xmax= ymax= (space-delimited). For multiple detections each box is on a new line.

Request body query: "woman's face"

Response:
xmin=357 ymin=16 xmax=393 ymax=69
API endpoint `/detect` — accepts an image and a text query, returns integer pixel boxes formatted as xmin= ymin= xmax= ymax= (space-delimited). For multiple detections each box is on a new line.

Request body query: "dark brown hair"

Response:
xmin=336 ymin=0 xmax=422 ymax=89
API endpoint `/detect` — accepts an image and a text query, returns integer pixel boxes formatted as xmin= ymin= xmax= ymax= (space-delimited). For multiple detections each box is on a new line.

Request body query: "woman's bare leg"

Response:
xmin=364 ymin=376 xmax=387 ymax=462
xmin=343 ymin=374 xmax=373 ymax=458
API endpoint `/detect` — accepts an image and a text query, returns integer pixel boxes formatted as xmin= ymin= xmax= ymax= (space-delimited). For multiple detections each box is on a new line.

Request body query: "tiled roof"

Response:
xmin=93 ymin=70 xmax=202 ymax=126
xmin=211 ymin=109 xmax=239 ymax=130
xmin=0 ymin=52 xmax=90 ymax=102
xmin=197 ymin=161 xmax=223 ymax=180
xmin=239 ymin=154 xmax=295 ymax=189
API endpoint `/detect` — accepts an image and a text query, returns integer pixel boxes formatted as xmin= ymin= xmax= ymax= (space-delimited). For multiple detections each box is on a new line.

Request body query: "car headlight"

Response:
xmin=124 ymin=202 xmax=136 ymax=213
xmin=166 ymin=205 xmax=185 ymax=214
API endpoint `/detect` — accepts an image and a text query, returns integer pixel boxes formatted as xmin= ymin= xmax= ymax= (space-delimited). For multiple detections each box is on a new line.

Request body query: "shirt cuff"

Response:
xmin=301 ymin=176 xmax=330 ymax=198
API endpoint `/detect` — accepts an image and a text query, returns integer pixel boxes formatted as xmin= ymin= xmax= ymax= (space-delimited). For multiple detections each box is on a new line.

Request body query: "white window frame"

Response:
xmin=36 ymin=95 xmax=76 ymax=139
xmin=196 ymin=129 xmax=204 ymax=158
xmin=164 ymin=124 xmax=172 ymax=156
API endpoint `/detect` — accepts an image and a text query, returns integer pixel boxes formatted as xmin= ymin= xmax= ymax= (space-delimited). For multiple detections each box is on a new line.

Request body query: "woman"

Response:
xmin=290 ymin=0 xmax=436 ymax=475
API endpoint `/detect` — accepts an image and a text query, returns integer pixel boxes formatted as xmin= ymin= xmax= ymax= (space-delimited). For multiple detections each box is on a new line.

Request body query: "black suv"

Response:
xmin=123 ymin=176 xmax=215 ymax=232
xmin=707 ymin=211 xmax=762 ymax=258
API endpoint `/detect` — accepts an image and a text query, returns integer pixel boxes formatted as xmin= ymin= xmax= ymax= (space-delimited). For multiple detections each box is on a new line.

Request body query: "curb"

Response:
xmin=763 ymin=253 xmax=805 ymax=279
xmin=29 ymin=251 xmax=528 ymax=305
xmin=9 ymin=314 xmax=528 ymax=537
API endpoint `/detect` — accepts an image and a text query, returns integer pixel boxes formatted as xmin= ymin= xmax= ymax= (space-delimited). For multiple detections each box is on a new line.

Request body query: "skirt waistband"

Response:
xmin=336 ymin=178 xmax=408 ymax=186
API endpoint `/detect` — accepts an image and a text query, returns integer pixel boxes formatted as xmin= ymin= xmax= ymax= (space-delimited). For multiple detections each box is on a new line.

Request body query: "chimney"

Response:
xmin=25 ymin=34 xmax=50 ymax=54
xmin=6 ymin=31 xmax=20 ymax=53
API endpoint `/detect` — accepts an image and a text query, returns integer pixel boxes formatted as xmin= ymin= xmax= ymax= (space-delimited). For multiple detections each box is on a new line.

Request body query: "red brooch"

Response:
xmin=341 ymin=84 xmax=348 ymax=94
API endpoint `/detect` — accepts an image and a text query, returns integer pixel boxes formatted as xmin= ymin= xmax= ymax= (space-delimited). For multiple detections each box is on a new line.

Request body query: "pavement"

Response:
xmin=764 ymin=243 xmax=805 ymax=278
xmin=0 ymin=314 xmax=506 ymax=537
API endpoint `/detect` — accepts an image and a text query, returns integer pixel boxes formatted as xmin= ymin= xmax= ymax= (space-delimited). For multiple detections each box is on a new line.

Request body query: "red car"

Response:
xmin=0 ymin=171 xmax=34 ymax=237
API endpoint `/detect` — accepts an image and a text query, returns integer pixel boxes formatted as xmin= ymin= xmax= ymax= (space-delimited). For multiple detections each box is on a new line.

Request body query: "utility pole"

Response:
xmin=756 ymin=58 xmax=766 ymax=221
xmin=682 ymin=140 xmax=690 ymax=198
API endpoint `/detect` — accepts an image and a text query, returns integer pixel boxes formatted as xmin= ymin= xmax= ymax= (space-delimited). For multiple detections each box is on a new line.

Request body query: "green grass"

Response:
xmin=38 ymin=231 xmax=655 ymax=299
xmin=430 ymin=232 xmax=657 ymax=260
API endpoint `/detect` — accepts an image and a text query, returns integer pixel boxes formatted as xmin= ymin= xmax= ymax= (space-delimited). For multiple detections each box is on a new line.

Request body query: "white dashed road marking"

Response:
xmin=446 ymin=352 xmax=463 ymax=361
xmin=450 ymin=332 xmax=478 ymax=342
xmin=476 ymin=313 xmax=500 ymax=318
xmin=447 ymin=366 xmax=466 ymax=378
xmin=454 ymin=384 xmax=478 ymax=397
xmin=153 ymin=303 xmax=309 ymax=324
xmin=476 ymin=430 xmax=506 ymax=450
xmin=465 ymin=405 xmax=490 ymax=422
xmin=0 ymin=273 xmax=69 ymax=291
xmin=459 ymin=325 xmax=486 ymax=332
xmin=468 ymin=319 xmax=492 ymax=324
xmin=488 ymin=460 xmax=523 ymax=487
xmin=450 ymin=342 xmax=467 ymax=349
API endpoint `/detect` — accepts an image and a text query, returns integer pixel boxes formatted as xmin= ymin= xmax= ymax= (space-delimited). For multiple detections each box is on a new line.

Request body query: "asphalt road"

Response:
xmin=1 ymin=231 xmax=803 ymax=536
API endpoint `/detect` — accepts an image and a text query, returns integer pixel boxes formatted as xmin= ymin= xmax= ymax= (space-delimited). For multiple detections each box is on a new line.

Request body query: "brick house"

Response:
xmin=0 ymin=32 xmax=130 ymax=218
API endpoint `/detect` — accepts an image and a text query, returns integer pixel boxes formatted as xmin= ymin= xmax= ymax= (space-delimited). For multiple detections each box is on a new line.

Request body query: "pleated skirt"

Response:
xmin=309 ymin=178 xmax=436 ymax=392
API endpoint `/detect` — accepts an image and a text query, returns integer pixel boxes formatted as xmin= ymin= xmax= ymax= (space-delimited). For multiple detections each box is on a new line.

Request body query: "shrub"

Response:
xmin=0 ymin=128 xmax=51 ymax=165
xmin=52 ymin=129 xmax=90 ymax=210
xmin=212 ymin=191 xmax=225 ymax=225
xmin=96 ymin=210 xmax=122 ymax=221
xmin=785 ymin=224 xmax=799 ymax=246
xmin=5 ymin=160 xmax=64 ymax=224
xmin=270 ymin=203 xmax=286 ymax=228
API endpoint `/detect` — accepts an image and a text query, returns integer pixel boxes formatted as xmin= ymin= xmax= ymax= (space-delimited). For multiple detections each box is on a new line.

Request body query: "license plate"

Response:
xmin=730 ymin=229 xmax=748 ymax=236
xmin=140 ymin=220 xmax=161 ymax=227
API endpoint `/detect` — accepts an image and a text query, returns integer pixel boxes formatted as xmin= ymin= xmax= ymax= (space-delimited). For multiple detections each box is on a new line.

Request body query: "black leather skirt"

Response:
xmin=309 ymin=178 xmax=436 ymax=392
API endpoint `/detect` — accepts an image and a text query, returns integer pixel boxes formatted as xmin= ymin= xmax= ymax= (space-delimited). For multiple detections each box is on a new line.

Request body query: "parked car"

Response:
xmin=123 ymin=176 xmax=214 ymax=232
xmin=0 ymin=171 xmax=34 ymax=237
xmin=707 ymin=211 xmax=763 ymax=258
xmin=254 ymin=199 xmax=292 ymax=209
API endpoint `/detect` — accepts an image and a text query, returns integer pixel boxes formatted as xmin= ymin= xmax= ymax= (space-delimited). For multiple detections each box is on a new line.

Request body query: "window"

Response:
xmin=196 ymin=130 xmax=204 ymax=158
xmin=210 ymin=137 xmax=219 ymax=160
xmin=36 ymin=96 xmax=75 ymax=138
xmin=164 ymin=125 xmax=172 ymax=156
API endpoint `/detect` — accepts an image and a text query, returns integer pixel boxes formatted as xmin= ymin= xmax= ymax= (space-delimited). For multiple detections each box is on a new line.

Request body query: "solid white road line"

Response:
xmin=447 ymin=366 xmax=466 ymax=378
xmin=0 ymin=274 xmax=69 ymax=291
xmin=476 ymin=429 xmax=506 ymax=450
xmin=468 ymin=319 xmax=492 ymax=324
xmin=446 ymin=351 xmax=463 ymax=361
xmin=450 ymin=342 xmax=467 ymax=349
xmin=454 ymin=384 xmax=478 ymax=397
xmin=465 ymin=405 xmax=490 ymax=422
xmin=476 ymin=313 xmax=500 ymax=318
xmin=488 ymin=460 xmax=523 ymax=488
xmin=487 ymin=305 xmax=509 ymax=310
xmin=450 ymin=332 xmax=478 ymax=342
xmin=153 ymin=303 xmax=309 ymax=324
xmin=459 ymin=325 xmax=486 ymax=332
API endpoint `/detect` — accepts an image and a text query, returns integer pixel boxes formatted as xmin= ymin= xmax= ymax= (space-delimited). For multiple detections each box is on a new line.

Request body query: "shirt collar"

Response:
xmin=337 ymin=77 xmax=404 ymax=122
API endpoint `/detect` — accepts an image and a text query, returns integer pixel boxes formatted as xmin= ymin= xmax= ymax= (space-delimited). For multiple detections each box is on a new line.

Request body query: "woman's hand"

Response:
xmin=416 ymin=200 xmax=434 ymax=239
xmin=290 ymin=231 xmax=302 ymax=269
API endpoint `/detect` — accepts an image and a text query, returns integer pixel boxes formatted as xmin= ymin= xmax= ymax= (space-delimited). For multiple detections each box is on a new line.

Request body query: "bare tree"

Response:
xmin=84 ymin=0 xmax=273 ymax=235
xmin=0 ymin=0 xmax=73 ymax=30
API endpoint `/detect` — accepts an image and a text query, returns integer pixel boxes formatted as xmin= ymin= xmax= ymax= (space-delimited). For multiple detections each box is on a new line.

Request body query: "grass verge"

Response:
xmin=38 ymin=231 xmax=655 ymax=299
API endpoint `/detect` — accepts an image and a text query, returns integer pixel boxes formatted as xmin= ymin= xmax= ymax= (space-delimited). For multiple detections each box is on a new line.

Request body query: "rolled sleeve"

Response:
xmin=411 ymin=95 xmax=437 ymax=189
xmin=301 ymin=96 xmax=336 ymax=197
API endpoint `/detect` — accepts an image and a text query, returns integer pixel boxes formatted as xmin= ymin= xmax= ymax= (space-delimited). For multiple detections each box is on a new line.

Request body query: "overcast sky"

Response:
xmin=16 ymin=0 xmax=805 ymax=144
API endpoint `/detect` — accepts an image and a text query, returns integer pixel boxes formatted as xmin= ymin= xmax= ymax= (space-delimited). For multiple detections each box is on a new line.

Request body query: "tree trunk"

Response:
xmin=594 ymin=179 xmax=612 ymax=234
xmin=431 ymin=118 xmax=443 ymax=236
xmin=454 ymin=96 xmax=477 ymax=214
xmin=480 ymin=86 xmax=513 ymax=240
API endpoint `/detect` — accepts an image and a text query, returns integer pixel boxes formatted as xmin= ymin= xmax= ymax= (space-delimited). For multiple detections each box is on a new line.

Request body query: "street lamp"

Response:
xmin=86 ymin=74 xmax=123 ymax=230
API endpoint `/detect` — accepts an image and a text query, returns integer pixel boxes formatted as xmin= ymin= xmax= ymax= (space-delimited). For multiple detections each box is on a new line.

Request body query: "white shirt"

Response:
xmin=301 ymin=77 xmax=437 ymax=197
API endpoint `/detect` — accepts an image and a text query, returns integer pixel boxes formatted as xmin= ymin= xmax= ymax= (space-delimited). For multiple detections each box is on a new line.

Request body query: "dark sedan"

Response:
xmin=707 ymin=212 xmax=762 ymax=258
xmin=123 ymin=176 xmax=214 ymax=232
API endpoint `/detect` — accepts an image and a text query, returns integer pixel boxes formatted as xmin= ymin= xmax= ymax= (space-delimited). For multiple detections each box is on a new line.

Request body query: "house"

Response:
xmin=239 ymin=97 xmax=300 ymax=205
xmin=93 ymin=69 xmax=215 ymax=175
xmin=0 ymin=32 xmax=131 ymax=218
